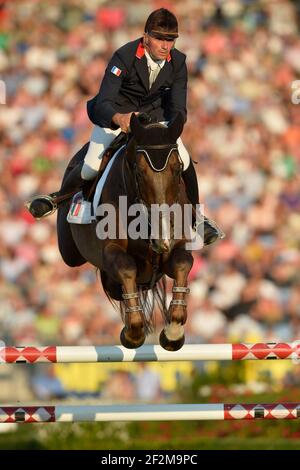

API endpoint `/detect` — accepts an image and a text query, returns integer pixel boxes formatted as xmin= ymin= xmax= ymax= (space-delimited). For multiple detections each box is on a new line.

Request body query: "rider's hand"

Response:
xmin=112 ymin=112 xmax=138 ymax=133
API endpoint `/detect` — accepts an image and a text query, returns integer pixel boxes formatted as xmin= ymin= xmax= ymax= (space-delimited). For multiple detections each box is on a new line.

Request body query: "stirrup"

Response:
xmin=25 ymin=194 xmax=57 ymax=220
xmin=193 ymin=216 xmax=225 ymax=246
xmin=204 ymin=217 xmax=226 ymax=242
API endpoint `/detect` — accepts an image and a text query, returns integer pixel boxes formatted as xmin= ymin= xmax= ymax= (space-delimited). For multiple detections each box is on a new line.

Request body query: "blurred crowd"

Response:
xmin=1 ymin=0 xmax=300 ymax=395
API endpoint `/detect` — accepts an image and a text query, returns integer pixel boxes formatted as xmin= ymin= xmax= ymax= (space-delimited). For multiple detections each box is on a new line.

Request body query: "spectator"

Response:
xmin=0 ymin=0 xmax=299 ymax=397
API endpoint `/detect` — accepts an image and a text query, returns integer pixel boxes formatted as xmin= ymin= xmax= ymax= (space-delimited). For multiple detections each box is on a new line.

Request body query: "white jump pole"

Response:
xmin=0 ymin=342 xmax=299 ymax=363
xmin=0 ymin=403 xmax=300 ymax=423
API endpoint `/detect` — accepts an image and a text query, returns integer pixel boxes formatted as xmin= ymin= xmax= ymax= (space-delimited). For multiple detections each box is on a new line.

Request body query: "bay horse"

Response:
xmin=57 ymin=113 xmax=194 ymax=351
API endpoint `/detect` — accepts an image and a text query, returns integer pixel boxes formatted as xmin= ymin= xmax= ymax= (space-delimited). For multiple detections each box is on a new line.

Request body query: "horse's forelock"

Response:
xmin=133 ymin=123 xmax=171 ymax=145
xmin=144 ymin=122 xmax=167 ymax=130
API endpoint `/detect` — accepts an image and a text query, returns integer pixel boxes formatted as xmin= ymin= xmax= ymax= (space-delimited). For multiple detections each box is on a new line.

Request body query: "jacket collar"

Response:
xmin=135 ymin=40 xmax=171 ymax=62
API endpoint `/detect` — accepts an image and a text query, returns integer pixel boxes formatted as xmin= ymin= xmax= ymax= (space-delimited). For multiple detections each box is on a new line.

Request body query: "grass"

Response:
xmin=1 ymin=418 xmax=300 ymax=450
xmin=1 ymin=385 xmax=300 ymax=450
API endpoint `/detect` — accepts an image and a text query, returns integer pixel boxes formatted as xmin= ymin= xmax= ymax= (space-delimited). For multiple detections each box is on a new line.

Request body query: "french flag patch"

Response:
xmin=111 ymin=66 xmax=122 ymax=76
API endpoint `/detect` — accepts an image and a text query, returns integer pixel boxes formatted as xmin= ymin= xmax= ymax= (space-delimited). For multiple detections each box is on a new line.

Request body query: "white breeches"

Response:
xmin=81 ymin=123 xmax=191 ymax=180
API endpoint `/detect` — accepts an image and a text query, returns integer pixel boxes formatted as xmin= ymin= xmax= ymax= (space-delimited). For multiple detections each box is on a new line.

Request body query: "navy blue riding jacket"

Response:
xmin=87 ymin=38 xmax=187 ymax=129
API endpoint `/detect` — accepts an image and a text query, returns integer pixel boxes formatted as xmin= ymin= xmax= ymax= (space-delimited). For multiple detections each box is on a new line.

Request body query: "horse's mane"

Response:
xmin=143 ymin=122 xmax=167 ymax=130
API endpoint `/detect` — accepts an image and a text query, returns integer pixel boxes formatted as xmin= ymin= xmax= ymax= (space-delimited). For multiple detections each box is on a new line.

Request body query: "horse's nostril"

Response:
xmin=163 ymin=239 xmax=170 ymax=251
xmin=151 ymin=239 xmax=170 ymax=254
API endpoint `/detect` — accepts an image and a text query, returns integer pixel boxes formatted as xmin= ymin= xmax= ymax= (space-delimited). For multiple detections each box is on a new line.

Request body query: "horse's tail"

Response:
xmin=98 ymin=269 xmax=168 ymax=336
xmin=153 ymin=275 xmax=168 ymax=325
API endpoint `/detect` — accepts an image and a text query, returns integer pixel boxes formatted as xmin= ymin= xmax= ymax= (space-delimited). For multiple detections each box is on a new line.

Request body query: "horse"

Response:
xmin=57 ymin=113 xmax=194 ymax=351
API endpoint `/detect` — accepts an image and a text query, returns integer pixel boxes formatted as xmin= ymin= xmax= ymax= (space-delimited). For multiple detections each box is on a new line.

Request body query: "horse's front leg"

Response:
xmin=160 ymin=245 xmax=193 ymax=351
xmin=103 ymin=243 xmax=145 ymax=349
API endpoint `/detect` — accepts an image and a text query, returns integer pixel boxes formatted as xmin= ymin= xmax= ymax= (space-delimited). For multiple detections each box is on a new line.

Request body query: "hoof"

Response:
xmin=120 ymin=327 xmax=145 ymax=349
xmin=159 ymin=329 xmax=185 ymax=351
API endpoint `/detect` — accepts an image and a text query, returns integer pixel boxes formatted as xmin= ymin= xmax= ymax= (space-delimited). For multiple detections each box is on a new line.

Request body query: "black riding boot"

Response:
xmin=182 ymin=161 xmax=225 ymax=246
xmin=26 ymin=162 xmax=85 ymax=219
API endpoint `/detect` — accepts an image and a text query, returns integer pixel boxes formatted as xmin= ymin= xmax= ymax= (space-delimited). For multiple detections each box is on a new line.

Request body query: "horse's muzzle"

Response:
xmin=150 ymin=238 xmax=171 ymax=254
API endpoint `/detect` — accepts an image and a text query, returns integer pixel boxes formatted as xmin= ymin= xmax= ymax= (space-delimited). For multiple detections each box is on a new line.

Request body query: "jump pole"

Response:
xmin=1 ymin=342 xmax=300 ymax=363
xmin=0 ymin=403 xmax=300 ymax=423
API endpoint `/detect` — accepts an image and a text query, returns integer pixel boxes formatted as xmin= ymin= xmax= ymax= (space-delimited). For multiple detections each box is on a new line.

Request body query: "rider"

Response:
xmin=27 ymin=8 xmax=224 ymax=245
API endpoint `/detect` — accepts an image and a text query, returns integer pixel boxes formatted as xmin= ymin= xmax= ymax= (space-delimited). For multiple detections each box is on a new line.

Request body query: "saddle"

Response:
xmin=85 ymin=114 xmax=152 ymax=202
xmin=53 ymin=132 xmax=128 ymax=210
xmin=85 ymin=132 xmax=128 ymax=202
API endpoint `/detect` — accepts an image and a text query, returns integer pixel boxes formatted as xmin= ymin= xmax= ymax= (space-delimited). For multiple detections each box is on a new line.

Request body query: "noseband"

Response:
xmin=135 ymin=143 xmax=180 ymax=172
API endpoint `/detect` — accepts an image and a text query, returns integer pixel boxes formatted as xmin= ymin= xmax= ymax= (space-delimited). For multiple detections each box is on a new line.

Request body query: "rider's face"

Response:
xmin=143 ymin=33 xmax=175 ymax=61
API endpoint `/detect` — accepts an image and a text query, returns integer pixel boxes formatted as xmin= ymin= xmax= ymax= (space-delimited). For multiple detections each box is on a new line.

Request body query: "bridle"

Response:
xmin=135 ymin=143 xmax=179 ymax=172
xmin=120 ymin=113 xmax=184 ymax=239
xmin=132 ymin=142 xmax=182 ymax=205
xmin=121 ymin=142 xmax=183 ymax=249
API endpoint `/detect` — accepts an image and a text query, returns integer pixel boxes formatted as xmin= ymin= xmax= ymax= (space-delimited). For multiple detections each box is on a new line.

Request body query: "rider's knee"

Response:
xmin=177 ymin=137 xmax=190 ymax=171
xmin=81 ymin=162 xmax=98 ymax=180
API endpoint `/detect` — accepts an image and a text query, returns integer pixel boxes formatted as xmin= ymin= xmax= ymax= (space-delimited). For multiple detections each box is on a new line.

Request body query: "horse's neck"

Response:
xmin=179 ymin=178 xmax=191 ymax=205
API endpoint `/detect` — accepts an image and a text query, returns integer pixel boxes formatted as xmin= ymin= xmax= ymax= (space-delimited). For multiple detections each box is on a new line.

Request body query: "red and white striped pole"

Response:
xmin=0 ymin=342 xmax=299 ymax=363
xmin=0 ymin=403 xmax=299 ymax=423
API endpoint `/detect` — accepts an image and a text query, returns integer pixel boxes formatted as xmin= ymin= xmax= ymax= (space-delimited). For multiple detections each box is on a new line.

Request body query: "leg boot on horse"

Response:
xmin=159 ymin=244 xmax=193 ymax=351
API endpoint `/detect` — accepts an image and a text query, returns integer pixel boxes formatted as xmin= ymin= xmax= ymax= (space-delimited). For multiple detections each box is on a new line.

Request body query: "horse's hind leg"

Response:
xmin=160 ymin=246 xmax=193 ymax=351
xmin=103 ymin=244 xmax=145 ymax=349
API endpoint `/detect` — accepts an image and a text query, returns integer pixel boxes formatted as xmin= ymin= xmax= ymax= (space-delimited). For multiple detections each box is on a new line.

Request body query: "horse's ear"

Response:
xmin=130 ymin=113 xmax=145 ymax=140
xmin=168 ymin=113 xmax=185 ymax=142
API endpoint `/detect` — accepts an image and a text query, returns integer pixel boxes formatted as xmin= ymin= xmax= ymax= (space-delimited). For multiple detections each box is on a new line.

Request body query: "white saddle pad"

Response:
xmin=93 ymin=144 xmax=125 ymax=217
xmin=67 ymin=145 xmax=125 ymax=225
